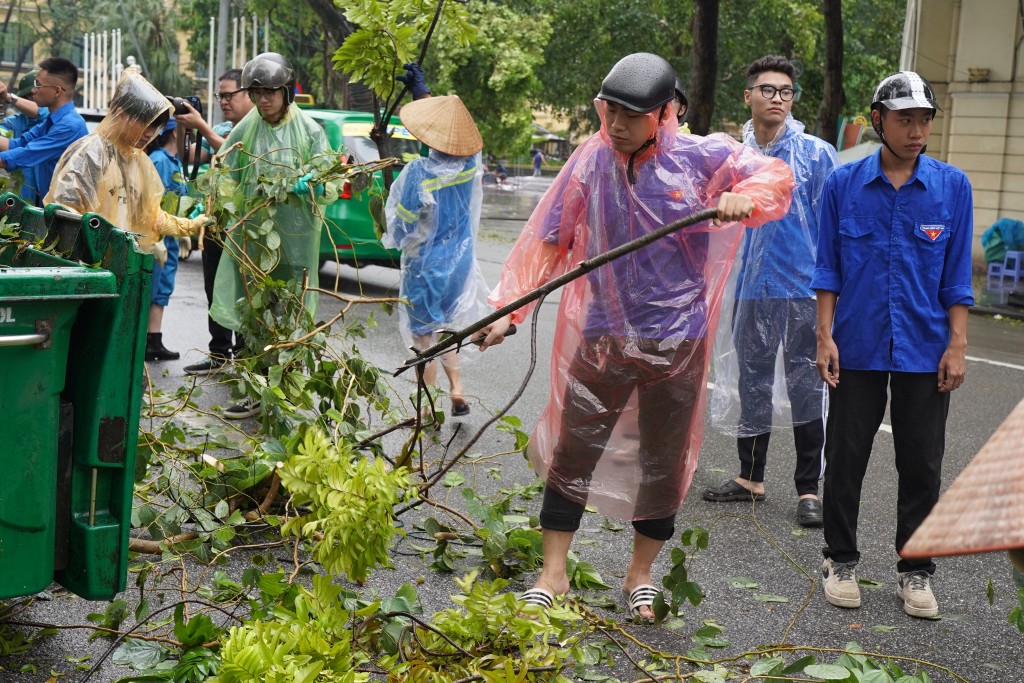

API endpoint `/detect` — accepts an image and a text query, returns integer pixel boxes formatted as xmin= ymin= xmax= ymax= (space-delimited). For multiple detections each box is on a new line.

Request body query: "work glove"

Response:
xmin=397 ymin=62 xmax=430 ymax=98
xmin=187 ymin=215 xmax=214 ymax=234
xmin=179 ymin=235 xmax=192 ymax=255
xmin=292 ymin=172 xmax=323 ymax=197
xmin=152 ymin=239 xmax=168 ymax=266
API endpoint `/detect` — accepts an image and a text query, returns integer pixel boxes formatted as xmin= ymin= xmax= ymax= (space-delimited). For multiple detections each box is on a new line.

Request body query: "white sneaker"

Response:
xmin=822 ymin=558 xmax=861 ymax=608
xmin=223 ymin=397 xmax=261 ymax=419
xmin=897 ymin=570 xmax=938 ymax=618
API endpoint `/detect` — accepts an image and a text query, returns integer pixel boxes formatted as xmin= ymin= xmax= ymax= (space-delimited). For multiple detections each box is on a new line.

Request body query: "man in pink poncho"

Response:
xmin=480 ymin=53 xmax=794 ymax=622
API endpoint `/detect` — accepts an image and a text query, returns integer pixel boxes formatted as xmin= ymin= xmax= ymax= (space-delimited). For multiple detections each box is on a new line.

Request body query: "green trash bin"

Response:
xmin=0 ymin=192 xmax=152 ymax=600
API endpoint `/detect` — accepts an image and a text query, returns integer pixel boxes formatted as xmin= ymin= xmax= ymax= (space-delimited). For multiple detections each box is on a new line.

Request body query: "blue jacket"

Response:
xmin=812 ymin=150 xmax=975 ymax=372
xmin=736 ymin=118 xmax=839 ymax=300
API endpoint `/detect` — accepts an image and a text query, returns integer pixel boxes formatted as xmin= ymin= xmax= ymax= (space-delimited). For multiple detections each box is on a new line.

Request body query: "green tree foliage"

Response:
xmin=425 ymin=2 xmax=552 ymax=158
xmin=515 ymin=0 xmax=904 ymax=140
xmin=90 ymin=0 xmax=192 ymax=95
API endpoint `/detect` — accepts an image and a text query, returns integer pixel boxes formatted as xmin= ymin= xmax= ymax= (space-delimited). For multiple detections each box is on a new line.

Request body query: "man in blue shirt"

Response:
xmin=705 ymin=56 xmax=838 ymax=528
xmin=0 ymin=58 xmax=88 ymax=206
xmin=813 ymin=71 xmax=974 ymax=619
xmin=1 ymin=70 xmax=49 ymax=138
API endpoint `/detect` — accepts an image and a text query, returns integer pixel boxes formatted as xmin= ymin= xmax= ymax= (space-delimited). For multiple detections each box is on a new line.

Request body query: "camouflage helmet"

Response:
xmin=871 ymin=71 xmax=939 ymax=113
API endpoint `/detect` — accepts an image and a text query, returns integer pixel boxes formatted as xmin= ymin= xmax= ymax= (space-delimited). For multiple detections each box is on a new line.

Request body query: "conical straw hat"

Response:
xmin=399 ymin=95 xmax=483 ymax=157
xmin=902 ymin=397 xmax=1024 ymax=559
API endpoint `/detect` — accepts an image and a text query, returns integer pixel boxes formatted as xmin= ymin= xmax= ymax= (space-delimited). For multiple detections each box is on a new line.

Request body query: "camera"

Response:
xmin=167 ymin=96 xmax=203 ymax=116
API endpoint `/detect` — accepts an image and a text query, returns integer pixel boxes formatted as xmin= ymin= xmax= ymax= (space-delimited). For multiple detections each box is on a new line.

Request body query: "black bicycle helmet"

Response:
xmin=674 ymin=77 xmax=688 ymax=110
xmin=871 ymin=71 xmax=939 ymax=113
xmin=241 ymin=52 xmax=296 ymax=104
xmin=598 ymin=53 xmax=676 ymax=113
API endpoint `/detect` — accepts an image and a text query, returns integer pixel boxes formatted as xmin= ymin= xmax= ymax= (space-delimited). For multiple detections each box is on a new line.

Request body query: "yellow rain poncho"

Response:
xmin=45 ymin=71 xmax=202 ymax=250
xmin=209 ymin=104 xmax=332 ymax=331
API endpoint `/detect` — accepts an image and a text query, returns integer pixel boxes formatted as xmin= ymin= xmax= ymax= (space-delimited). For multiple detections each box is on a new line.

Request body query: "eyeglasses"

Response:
xmin=749 ymin=84 xmax=800 ymax=102
xmin=247 ymin=87 xmax=282 ymax=99
xmin=33 ymin=79 xmax=63 ymax=91
xmin=215 ymin=89 xmax=244 ymax=102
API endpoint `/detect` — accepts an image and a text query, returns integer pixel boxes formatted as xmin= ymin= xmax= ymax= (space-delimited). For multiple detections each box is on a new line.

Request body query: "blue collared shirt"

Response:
xmin=1 ymin=101 xmax=88 ymax=204
xmin=736 ymin=118 xmax=839 ymax=299
xmin=812 ymin=150 xmax=975 ymax=372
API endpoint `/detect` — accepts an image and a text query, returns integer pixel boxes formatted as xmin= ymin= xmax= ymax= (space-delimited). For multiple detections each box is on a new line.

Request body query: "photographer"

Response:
xmin=174 ymin=68 xmax=253 ymax=164
xmin=178 ymin=69 xmax=255 ymax=377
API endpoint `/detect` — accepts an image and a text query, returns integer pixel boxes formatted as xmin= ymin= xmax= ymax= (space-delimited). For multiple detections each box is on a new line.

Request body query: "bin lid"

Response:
xmin=0 ymin=266 xmax=118 ymax=301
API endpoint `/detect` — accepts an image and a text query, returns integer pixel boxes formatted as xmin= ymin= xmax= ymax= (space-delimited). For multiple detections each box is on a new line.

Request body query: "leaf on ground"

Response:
xmin=804 ymin=663 xmax=854 ymax=680
xmin=791 ymin=528 xmax=808 ymax=536
xmin=871 ymin=624 xmax=899 ymax=633
xmin=858 ymin=577 xmax=885 ymax=588
xmin=600 ymin=517 xmax=625 ymax=531
xmin=754 ymin=594 xmax=789 ymax=603
xmin=443 ymin=471 xmax=466 ymax=487
xmin=728 ymin=577 xmax=758 ymax=589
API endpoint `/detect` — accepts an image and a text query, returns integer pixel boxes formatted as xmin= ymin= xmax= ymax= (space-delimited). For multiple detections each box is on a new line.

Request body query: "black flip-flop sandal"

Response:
xmin=702 ymin=479 xmax=766 ymax=502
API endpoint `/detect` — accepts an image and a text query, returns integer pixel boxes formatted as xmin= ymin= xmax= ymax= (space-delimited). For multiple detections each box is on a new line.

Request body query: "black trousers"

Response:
xmin=821 ymin=370 xmax=948 ymax=574
xmin=738 ymin=419 xmax=824 ymax=496
xmin=202 ymin=239 xmax=243 ymax=357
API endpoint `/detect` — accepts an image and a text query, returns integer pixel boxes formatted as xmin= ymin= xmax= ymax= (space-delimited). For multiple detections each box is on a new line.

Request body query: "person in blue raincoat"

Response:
xmin=145 ymin=118 xmax=188 ymax=362
xmin=383 ymin=79 xmax=490 ymax=418
xmin=707 ymin=56 xmax=839 ymax=527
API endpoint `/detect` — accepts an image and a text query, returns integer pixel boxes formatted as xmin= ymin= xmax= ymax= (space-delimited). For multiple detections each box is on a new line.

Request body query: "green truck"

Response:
xmin=306 ymin=109 xmax=422 ymax=269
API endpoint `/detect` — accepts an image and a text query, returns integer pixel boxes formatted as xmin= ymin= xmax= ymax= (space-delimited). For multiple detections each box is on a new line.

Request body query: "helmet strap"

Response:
xmin=626 ymin=103 xmax=667 ymax=185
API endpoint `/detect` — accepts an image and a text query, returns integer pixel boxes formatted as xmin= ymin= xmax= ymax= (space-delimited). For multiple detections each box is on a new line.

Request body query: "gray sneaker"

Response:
xmin=822 ymin=558 xmax=861 ymax=608
xmin=897 ymin=570 xmax=938 ymax=618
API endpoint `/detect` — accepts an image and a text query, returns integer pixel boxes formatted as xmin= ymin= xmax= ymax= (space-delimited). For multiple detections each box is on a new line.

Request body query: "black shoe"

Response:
xmin=146 ymin=333 xmax=180 ymax=361
xmin=451 ymin=398 xmax=470 ymax=416
xmin=702 ymin=479 xmax=766 ymax=502
xmin=183 ymin=356 xmax=227 ymax=376
xmin=183 ymin=356 xmax=228 ymax=376
xmin=223 ymin=397 xmax=261 ymax=419
xmin=797 ymin=498 xmax=823 ymax=527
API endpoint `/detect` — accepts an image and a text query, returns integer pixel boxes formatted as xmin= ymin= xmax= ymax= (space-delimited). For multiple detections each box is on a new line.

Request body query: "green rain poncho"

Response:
xmin=209 ymin=104 xmax=332 ymax=331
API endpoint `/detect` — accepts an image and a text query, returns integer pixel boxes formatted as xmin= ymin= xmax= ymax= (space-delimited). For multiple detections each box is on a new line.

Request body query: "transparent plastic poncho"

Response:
xmin=709 ymin=117 xmax=840 ymax=438
xmin=45 ymin=71 xmax=192 ymax=250
xmin=209 ymin=105 xmax=332 ymax=331
xmin=382 ymin=150 xmax=491 ymax=351
xmin=488 ymin=100 xmax=794 ymax=521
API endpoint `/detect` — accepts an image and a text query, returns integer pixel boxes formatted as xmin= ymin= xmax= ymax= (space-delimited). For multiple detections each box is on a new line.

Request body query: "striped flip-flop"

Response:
xmin=623 ymin=584 xmax=660 ymax=624
xmin=518 ymin=587 xmax=555 ymax=609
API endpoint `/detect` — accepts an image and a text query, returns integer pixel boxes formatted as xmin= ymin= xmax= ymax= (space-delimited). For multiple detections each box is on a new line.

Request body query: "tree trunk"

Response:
xmin=816 ymin=0 xmax=845 ymax=147
xmin=687 ymin=0 xmax=719 ymax=136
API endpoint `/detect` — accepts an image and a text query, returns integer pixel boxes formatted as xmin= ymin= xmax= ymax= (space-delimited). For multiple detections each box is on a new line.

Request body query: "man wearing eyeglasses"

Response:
xmin=177 ymin=69 xmax=255 ymax=377
xmin=0 ymin=57 xmax=88 ymax=205
xmin=706 ymin=55 xmax=839 ymax=528
xmin=174 ymin=68 xmax=254 ymax=165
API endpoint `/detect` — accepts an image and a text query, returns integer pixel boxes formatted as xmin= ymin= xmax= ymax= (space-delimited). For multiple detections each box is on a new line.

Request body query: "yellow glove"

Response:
xmin=187 ymin=215 xmax=212 ymax=234
xmin=152 ymin=239 xmax=168 ymax=266
xmin=179 ymin=235 xmax=192 ymax=255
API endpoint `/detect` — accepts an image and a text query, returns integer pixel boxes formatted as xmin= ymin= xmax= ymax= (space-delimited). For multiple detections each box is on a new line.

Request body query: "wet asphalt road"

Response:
xmin=5 ymin=171 xmax=1024 ymax=681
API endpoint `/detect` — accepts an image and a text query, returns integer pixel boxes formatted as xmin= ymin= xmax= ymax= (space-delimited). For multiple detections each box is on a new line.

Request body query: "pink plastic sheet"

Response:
xmin=488 ymin=100 xmax=794 ymax=521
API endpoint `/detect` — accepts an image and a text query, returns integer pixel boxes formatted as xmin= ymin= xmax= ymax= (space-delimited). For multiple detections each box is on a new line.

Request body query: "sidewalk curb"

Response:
xmin=970 ymin=304 xmax=1024 ymax=321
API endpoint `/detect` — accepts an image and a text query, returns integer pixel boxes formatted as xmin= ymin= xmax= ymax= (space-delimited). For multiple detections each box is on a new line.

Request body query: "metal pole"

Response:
xmin=240 ymin=15 xmax=246 ymax=65
xmin=232 ymin=17 xmax=238 ymax=69
xmin=251 ymin=14 xmax=257 ymax=59
xmin=214 ymin=0 xmax=229 ymax=125
xmin=82 ymin=32 xmax=90 ymax=110
xmin=264 ymin=15 xmax=269 ymax=52
xmin=208 ymin=17 xmax=216 ymax=126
